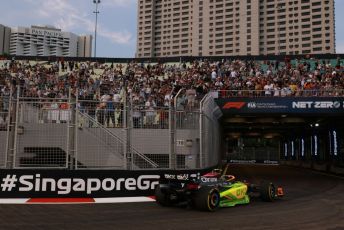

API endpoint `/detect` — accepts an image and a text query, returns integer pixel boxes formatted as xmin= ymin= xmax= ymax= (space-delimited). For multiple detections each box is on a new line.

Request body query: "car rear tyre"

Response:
xmin=193 ymin=187 xmax=220 ymax=212
xmin=155 ymin=185 xmax=172 ymax=207
xmin=260 ymin=181 xmax=276 ymax=202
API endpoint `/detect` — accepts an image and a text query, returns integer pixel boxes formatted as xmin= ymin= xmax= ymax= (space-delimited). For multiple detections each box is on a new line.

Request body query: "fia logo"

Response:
xmin=247 ymin=102 xmax=257 ymax=109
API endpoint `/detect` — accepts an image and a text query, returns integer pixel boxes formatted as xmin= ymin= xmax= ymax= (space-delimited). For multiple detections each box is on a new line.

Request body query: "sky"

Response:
xmin=0 ymin=0 xmax=343 ymax=58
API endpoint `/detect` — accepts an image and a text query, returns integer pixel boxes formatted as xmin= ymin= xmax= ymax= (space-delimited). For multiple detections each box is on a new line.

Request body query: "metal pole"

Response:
xmin=129 ymin=94 xmax=134 ymax=170
xmin=93 ymin=0 xmax=100 ymax=58
xmin=199 ymin=94 xmax=209 ymax=169
xmin=4 ymin=87 xmax=13 ymax=168
xmin=174 ymin=89 xmax=184 ymax=109
xmin=74 ymin=89 xmax=79 ymax=169
xmin=172 ymin=89 xmax=184 ymax=169
xmin=123 ymin=91 xmax=127 ymax=169
xmin=12 ymin=86 xmax=20 ymax=169
xmin=169 ymin=101 xmax=173 ymax=169
xmin=168 ymin=87 xmax=176 ymax=169
xmin=66 ymin=87 xmax=72 ymax=169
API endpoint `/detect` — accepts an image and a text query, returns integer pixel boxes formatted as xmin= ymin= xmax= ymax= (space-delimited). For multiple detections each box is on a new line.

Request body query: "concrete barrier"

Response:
xmin=280 ymin=160 xmax=344 ymax=176
xmin=329 ymin=165 xmax=344 ymax=175
xmin=312 ymin=163 xmax=328 ymax=172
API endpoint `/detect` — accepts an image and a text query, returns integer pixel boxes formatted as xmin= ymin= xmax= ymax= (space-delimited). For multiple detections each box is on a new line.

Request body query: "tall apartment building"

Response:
xmin=0 ymin=24 xmax=11 ymax=55
xmin=1 ymin=25 xmax=93 ymax=57
xmin=78 ymin=35 xmax=93 ymax=57
xmin=136 ymin=0 xmax=335 ymax=57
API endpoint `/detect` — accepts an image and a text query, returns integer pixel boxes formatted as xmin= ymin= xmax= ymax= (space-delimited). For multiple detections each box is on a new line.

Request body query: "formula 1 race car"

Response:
xmin=155 ymin=164 xmax=284 ymax=212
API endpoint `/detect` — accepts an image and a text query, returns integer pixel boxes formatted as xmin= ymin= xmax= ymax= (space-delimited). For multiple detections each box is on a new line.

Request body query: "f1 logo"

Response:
xmin=222 ymin=102 xmax=246 ymax=109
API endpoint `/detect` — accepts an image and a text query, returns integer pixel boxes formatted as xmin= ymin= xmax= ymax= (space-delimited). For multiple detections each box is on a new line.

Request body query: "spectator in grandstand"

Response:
xmin=145 ymin=96 xmax=156 ymax=128
xmin=186 ymin=87 xmax=197 ymax=110
xmin=1 ymin=56 xmax=344 ymax=127
xmin=132 ymin=103 xmax=143 ymax=128
xmin=116 ymin=103 xmax=124 ymax=128
xmin=106 ymin=94 xmax=116 ymax=127
xmin=1 ymin=86 xmax=10 ymax=111
xmin=264 ymin=81 xmax=274 ymax=97
xmin=97 ymin=102 xmax=106 ymax=125
xmin=0 ymin=113 xmax=7 ymax=131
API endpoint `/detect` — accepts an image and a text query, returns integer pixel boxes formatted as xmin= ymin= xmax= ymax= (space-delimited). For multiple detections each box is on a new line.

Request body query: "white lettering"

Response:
xmin=292 ymin=102 xmax=313 ymax=109
xmin=72 ymin=179 xmax=85 ymax=192
xmin=31 ymin=29 xmax=63 ymax=37
xmin=14 ymin=175 xmax=162 ymax=194
xmin=116 ymin=178 xmax=125 ymax=191
xmin=125 ymin=178 xmax=136 ymax=191
xmin=314 ymin=102 xmax=334 ymax=108
xmin=57 ymin=179 xmax=71 ymax=195
xmin=18 ymin=175 xmax=34 ymax=191
xmin=102 ymin=179 xmax=115 ymax=191
xmin=41 ymin=178 xmax=56 ymax=192
xmin=293 ymin=101 xmax=341 ymax=109
xmin=35 ymin=174 xmax=40 ymax=191
xmin=137 ymin=175 xmax=160 ymax=190
xmin=87 ymin=179 xmax=101 ymax=194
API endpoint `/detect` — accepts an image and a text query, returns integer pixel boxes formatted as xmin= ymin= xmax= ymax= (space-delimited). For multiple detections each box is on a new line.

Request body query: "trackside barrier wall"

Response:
xmin=0 ymin=167 xmax=216 ymax=198
xmin=280 ymin=160 xmax=344 ymax=176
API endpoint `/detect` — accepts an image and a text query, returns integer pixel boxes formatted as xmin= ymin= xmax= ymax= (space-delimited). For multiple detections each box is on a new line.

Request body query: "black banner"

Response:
xmin=0 ymin=168 xmax=213 ymax=198
xmin=216 ymin=97 xmax=344 ymax=115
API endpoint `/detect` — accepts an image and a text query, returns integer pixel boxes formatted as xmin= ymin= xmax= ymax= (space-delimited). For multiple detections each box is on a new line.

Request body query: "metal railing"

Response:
xmin=77 ymin=111 xmax=158 ymax=169
xmin=13 ymin=100 xmax=70 ymax=169
xmin=0 ymin=88 xmax=222 ymax=170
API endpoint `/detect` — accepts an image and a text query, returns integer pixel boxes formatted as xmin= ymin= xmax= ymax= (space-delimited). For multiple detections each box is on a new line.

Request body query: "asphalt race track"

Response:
xmin=0 ymin=165 xmax=343 ymax=230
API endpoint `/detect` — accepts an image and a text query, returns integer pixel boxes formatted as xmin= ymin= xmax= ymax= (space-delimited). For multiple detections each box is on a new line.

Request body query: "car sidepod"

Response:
xmin=219 ymin=182 xmax=250 ymax=207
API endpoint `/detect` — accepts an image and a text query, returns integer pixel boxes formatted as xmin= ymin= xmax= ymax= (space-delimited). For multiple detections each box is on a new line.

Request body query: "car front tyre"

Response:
xmin=259 ymin=181 xmax=276 ymax=202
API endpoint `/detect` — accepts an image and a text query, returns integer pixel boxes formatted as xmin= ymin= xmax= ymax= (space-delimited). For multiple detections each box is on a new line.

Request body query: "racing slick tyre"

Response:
xmin=192 ymin=187 xmax=220 ymax=212
xmin=259 ymin=181 xmax=276 ymax=202
xmin=155 ymin=185 xmax=172 ymax=207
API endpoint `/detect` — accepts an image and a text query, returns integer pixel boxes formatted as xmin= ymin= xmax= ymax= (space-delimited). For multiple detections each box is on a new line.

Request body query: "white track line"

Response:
xmin=0 ymin=197 xmax=156 ymax=204
xmin=94 ymin=197 xmax=155 ymax=203
xmin=0 ymin=199 xmax=29 ymax=204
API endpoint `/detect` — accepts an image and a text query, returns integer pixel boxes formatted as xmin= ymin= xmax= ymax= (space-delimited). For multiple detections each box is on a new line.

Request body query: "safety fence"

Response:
xmin=14 ymin=99 xmax=70 ymax=169
xmin=0 ymin=89 xmax=221 ymax=170
xmin=0 ymin=110 xmax=9 ymax=168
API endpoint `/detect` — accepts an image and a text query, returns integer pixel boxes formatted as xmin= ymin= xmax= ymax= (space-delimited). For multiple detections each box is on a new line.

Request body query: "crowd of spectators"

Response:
xmin=0 ymin=56 xmax=343 ymax=128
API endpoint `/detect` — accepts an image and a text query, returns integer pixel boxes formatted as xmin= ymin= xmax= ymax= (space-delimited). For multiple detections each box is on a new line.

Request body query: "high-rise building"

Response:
xmin=0 ymin=24 xmax=11 ymax=55
xmin=136 ymin=0 xmax=335 ymax=57
xmin=1 ymin=25 xmax=93 ymax=57
xmin=78 ymin=35 xmax=93 ymax=58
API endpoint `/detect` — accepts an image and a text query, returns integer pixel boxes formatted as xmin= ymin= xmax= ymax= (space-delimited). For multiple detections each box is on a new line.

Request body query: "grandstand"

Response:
xmin=0 ymin=54 xmax=343 ymax=173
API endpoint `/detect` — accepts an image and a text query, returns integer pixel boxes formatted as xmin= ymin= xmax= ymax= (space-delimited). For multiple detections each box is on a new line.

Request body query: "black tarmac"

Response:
xmin=0 ymin=165 xmax=343 ymax=230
